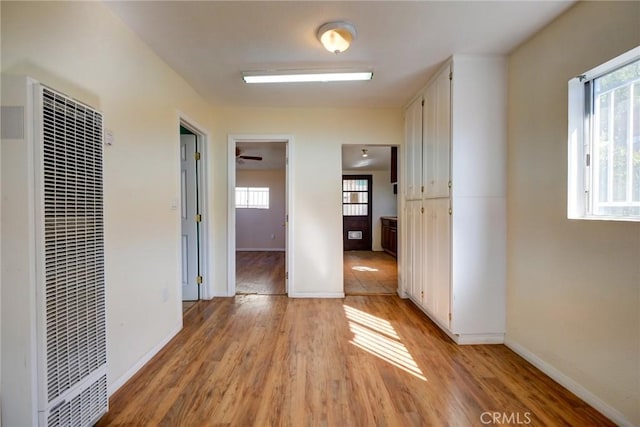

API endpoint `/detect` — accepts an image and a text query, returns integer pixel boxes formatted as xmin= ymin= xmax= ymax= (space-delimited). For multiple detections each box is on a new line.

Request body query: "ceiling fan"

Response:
xmin=236 ymin=147 xmax=262 ymax=162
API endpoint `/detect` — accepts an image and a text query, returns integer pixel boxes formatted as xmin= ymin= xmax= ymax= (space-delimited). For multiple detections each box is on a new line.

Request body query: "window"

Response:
xmin=568 ymin=47 xmax=640 ymax=221
xmin=235 ymin=187 xmax=269 ymax=209
xmin=343 ymin=178 xmax=369 ymax=216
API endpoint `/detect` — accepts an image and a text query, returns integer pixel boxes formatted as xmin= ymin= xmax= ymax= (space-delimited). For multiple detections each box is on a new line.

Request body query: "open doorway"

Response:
xmin=179 ymin=121 xmax=208 ymax=314
xmin=342 ymin=145 xmax=399 ymax=295
xmin=228 ymin=135 xmax=292 ymax=296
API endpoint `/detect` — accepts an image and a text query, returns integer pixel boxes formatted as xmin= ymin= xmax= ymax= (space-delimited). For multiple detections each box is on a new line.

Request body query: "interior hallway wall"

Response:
xmin=1 ymin=1 xmax=218 ymax=395
xmin=212 ymin=108 xmax=403 ymax=297
xmin=506 ymin=2 xmax=640 ymax=424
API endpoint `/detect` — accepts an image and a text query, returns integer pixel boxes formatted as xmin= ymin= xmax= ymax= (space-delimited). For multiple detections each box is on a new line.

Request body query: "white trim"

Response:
xmin=455 ymin=334 xmax=504 ymax=345
xmin=177 ymin=113 xmax=213 ymax=300
xmin=504 ymin=338 xmax=632 ymax=427
xmin=236 ymin=248 xmax=285 ymax=252
xmin=108 ymin=322 xmax=182 ymax=396
xmin=228 ymin=134 xmax=294 ymax=297
xmin=567 ymin=46 xmax=640 ymax=222
xmin=289 ymin=292 xmax=345 ymax=298
xmin=408 ymin=296 xmax=504 ymax=345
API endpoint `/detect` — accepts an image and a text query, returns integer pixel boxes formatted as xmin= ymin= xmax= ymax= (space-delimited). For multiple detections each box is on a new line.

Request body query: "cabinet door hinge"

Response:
xmin=421 ymin=185 xmax=424 ymax=193
xmin=448 ymin=181 xmax=452 ymax=189
xmin=421 ymin=207 xmax=424 ymax=214
xmin=195 ymin=214 xmax=202 ymax=223
xmin=194 ymin=151 xmax=201 ymax=161
xmin=449 ymin=71 xmax=453 ymax=81
xmin=196 ymin=275 xmax=203 ymax=284
xmin=421 ymin=99 xmax=425 ymax=107
xmin=449 ymin=208 xmax=452 ymax=215
xmin=449 ymin=313 xmax=452 ymax=320
xmin=285 ymin=272 xmax=289 ymax=280
xmin=586 ymin=153 xmax=591 ymax=167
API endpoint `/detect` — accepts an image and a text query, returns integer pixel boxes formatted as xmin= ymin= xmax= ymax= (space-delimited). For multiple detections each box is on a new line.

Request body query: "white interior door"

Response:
xmin=181 ymin=134 xmax=199 ymax=301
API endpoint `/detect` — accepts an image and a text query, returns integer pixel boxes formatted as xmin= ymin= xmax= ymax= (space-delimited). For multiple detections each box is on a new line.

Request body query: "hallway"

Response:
xmin=344 ymin=250 xmax=397 ymax=295
xmin=97 ymin=295 xmax=612 ymax=426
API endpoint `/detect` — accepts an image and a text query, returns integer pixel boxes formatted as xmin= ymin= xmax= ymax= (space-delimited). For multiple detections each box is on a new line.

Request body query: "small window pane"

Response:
xmin=235 ymin=187 xmax=269 ymax=209
xmin=590 ymin=58 xmax=640 ymax=217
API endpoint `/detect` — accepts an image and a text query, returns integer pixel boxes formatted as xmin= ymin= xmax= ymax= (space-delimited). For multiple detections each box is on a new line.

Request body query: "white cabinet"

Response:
xmin=423 ymin=64 xmax=451 ymax=199
xmin=401 ymin=55 xmax=506 ymax=345
xmin=404 ymin=97 xmax=423 ymax=200
xmin=404 ymin=200 xmax=423 ymax=302
xmin=422 ymin=198 xmax=451 ymax=328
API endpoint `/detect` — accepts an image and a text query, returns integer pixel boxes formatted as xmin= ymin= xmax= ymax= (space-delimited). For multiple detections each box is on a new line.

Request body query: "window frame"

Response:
xmin=568 ymin=46 xmax=640 ymax=222
xmin=235 ymin=186 xmax=270 ymax=209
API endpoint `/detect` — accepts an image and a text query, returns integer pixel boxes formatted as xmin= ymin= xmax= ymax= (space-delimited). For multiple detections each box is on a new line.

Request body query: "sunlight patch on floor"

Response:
xmin=352 ymin=265 xmax=379 ymax=272
xmin=343 ymin=304 xmax=427 ymax=381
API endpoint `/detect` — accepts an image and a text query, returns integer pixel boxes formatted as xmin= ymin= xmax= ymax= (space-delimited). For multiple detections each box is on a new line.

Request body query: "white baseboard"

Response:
xmin=407 ymin=296 xmax=504 ymax=345
xmin=108 ymin=321 xmax=182 ymax=396
xmin=456 ymin=333 xmax=504 ymax=345
xmin=289 ymin=292 xmax=345 ymax=298
xmin=504 ymin=338 xmax=633 ymax=427
xmin=236 ymin=248 xmax=285 ymax=252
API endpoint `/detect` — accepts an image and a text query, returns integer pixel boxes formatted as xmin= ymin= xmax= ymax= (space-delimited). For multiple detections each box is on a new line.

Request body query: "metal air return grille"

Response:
xmin=47 ymin=374 xmax=108 ymax=426
xmin=41 ymin=88 xmax=106 ymax=403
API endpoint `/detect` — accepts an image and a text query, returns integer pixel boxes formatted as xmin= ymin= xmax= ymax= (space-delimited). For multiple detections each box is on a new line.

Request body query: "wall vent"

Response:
xmin=1 ymin=105 xmax=25 ymax=139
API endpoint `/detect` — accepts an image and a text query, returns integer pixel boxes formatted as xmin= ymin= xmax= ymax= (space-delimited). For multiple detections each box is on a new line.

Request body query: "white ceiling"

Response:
xmin=342 ymin=145 xmax=392 ymax=171
xmin=105 ymin=1 xmax=575 ymax=109
xmin=236 ymin=141 xmax=286 ymax=170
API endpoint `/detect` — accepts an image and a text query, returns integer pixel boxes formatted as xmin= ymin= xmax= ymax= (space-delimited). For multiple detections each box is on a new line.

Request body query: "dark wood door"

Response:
xmin=343 ymin=175 xmax=372 ymax=251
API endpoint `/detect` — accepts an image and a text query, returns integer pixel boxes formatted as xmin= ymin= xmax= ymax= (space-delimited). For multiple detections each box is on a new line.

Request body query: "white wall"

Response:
xmin=507 ymin=2 xmax=640 ymax=425
xmin=1 ymin=1 xmax=217 ymax=397
xmin=343 ymin=169 xmax=398 ymax=251
xmin=236 ymin=170 xmax=286 ymax=251
xmin=213 ymin=108 xmax=403 ymax=297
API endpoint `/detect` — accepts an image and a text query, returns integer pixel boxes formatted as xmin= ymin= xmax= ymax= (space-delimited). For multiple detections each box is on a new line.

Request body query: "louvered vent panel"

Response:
xmin=46 ymin=374 xmax=107 ymax=427
xmin=41 ymin=88 xmax=106 ymax=405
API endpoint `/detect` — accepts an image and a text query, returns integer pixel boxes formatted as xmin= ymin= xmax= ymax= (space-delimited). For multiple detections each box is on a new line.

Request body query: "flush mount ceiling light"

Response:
xmin=317 ymin=21 xmax=357 ymax=54
xmin=361 ymin=148 xmax=368 ymax=158
xmin=242 ymin=70 xmax=373 ymax=84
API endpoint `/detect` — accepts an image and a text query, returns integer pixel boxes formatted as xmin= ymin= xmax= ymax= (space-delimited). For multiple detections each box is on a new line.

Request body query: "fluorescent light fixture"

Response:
xmin=243 ymin=71 xmax=373 ymax=84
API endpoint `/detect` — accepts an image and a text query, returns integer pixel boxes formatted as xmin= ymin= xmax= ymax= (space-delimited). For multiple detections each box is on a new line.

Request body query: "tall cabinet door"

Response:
xmin=404 ymin=97 xmax=423 ymax=200
xmin=423 ymin=65 xmax=451 ymax=199
xmin=423 ymin=198 xmax=451 ymax=327
xmin=405 ymin=200 xmax=423 ymax=302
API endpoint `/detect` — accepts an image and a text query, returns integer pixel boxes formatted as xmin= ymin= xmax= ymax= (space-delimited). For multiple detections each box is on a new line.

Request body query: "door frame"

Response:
xmin=342 ymin=174 xmax=373 ymax=251
xmin=178 ymin=114 xmax=212 ymax=300
xmin=227 ymin=134 xmax=293 ymax=297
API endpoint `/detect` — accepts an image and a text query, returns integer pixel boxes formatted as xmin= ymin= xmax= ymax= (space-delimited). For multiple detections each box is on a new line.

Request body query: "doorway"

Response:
xmin=342 ymin=145 xmax=399 ymax=295
xmin=179 ymin=121 xmax=209 ymax=313
xmin=228 ymin=135 xmax=293 ymax=297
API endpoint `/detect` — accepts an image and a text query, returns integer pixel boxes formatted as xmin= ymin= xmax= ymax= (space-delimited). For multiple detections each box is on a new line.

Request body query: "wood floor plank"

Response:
xmin=344 ymin=251 xmax=398 ymax=295
xmin=97 ymin=295 xmax=614 ymax=427
xmin=236 ymin=251 xmax=286 ymax=295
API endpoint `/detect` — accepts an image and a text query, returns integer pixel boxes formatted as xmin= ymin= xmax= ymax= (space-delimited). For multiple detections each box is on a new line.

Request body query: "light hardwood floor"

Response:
xmin=236 ymin=251 xmax=286 ymax=295
xmin=344 ymin=250 xmax=397 ymax=295
xmin=97 ymin=295 xmax=612 ymax=426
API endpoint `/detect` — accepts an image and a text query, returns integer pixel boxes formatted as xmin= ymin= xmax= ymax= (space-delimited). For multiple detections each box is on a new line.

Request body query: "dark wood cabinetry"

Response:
xmin=390 ymin=146 xmax=398 ymax=183
xmin=381 ymin=217 xmax=397 ymax=257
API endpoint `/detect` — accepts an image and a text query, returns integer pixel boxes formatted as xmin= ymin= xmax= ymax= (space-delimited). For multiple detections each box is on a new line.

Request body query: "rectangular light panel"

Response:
xmin=243 ymin=71 xmax=373 ymax=84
